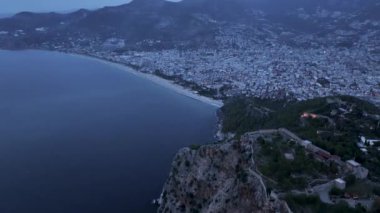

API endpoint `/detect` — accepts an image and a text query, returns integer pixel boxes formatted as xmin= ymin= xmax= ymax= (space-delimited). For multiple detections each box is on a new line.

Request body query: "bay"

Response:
xmin=0 ymin=50 xmax=217 ymax=213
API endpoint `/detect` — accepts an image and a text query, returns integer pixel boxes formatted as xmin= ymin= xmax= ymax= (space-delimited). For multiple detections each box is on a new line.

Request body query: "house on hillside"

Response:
xmin=334 ymin=178 xmax=346 ymax=190
xmin=359 ymin=136 xmax=380 ymax=147
xmin=346 ymin=160 xmax=369 ymax=179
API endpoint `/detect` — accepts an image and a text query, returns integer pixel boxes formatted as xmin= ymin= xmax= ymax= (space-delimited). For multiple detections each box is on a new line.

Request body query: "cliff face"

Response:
xmin=158 ymin=139 xmax=289 ymax=213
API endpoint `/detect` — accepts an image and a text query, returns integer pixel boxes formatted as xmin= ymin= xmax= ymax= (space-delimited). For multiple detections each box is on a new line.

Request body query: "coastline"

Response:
xmin=1 ymin=48 xmax=225 ymax=140
xmin=67 ymin=52 xmax=224 ymax=108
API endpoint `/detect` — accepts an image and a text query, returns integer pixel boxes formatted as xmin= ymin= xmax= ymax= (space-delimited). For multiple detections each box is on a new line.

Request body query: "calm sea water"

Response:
xmin=0 ymin=50 xmax=217 ymax=213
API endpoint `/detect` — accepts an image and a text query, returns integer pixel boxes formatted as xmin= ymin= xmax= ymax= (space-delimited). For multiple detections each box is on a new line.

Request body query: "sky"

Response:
xmin=0 ymin=0 xmax=134 ymax=14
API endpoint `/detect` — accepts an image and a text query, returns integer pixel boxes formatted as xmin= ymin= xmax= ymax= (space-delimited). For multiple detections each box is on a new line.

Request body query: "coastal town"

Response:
xmin=29 ymin=29 xmax=380 ymax=104
xmin=0 ymin=3 xmax=379 ymax=105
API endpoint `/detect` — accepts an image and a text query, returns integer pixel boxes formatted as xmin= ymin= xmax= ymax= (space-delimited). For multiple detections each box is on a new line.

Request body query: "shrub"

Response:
xmin=189 ymin=144 xmax=201 ymax=150
xmin=344 ymin=174 xmax=357 ymax=186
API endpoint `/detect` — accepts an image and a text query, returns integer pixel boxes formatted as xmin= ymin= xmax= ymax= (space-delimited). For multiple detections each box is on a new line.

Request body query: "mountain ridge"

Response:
xmin=0 ymin=0 xmax=378 ymax=50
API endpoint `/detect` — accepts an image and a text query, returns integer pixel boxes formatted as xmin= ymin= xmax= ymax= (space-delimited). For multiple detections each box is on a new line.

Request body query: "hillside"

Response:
xmin=159 ymin=96 xmax=380 ymax=212
xmin=221 ymin=96 xmax=380 ymax=180
xmin=0 ymin=0 xmax=379 ymax=50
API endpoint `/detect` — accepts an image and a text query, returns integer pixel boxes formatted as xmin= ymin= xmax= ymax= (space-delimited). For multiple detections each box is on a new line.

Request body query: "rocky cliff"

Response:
xmin=158 ymin=139 xmax=289 ymax=213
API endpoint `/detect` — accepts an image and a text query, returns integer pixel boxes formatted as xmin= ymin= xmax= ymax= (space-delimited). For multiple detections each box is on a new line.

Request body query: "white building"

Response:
xmin=359 ymin=136 xmax=380 ymax=146
xmin=284 ymin=153 xmax=295 ymax=161
xmin=35 ymin=27 xmax=47 ymax=32
xmin=334 ymin=178 xmax=346 ymax=190
xmin=360 ymin=148 xmax=368 ymax=154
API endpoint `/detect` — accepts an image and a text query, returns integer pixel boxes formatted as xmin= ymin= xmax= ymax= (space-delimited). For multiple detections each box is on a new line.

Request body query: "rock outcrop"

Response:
xmin=158 ymin=139 xmax=289 ymax=213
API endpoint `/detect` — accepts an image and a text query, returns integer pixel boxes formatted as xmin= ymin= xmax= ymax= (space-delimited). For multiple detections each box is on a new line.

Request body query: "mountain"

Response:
xmin=0 ymin=0 xmax=379 ymax=50
xmin=158 ymin=139 xmax=291 ymax=212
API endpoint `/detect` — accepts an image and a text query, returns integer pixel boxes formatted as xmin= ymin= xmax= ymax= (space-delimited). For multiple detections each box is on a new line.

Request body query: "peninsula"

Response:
xmin=158 ymin=96 xmax=380 ymax=212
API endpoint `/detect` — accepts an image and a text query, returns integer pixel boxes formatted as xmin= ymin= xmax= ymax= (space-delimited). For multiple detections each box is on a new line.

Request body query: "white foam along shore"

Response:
xmin=69 ymin=53 xmax=224 ymax=108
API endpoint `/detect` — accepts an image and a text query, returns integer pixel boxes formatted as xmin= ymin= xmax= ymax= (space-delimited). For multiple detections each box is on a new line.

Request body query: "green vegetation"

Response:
xmin=285 ymin=194 xmax=366 ymax=213
xmin=329 ymin=187 xmax=344 ymax=196
xmin=345 ymin=174 xmax=357 ymax=187
xmin=345 ymin=180 xmax=374 ymax=198
xmin=365 ymin=147 xmax=380 ymax=182
xmin=221 ymin=97 xmax=287 ymax=134
xmin=256 ymin=136 xmax=337 ymax=190
xmin=222 ymin=95 xmax=380 ymax=179
xmin=373 ymin=186 xmax=380 ymax=196
xmin=189 ymin=144 xmax=201 ymax=150
xmin=329 ymin=180 xmax=374 ymax=200
xmin=372 ymin=198 xmax=380 ymax=212
xmin=221 ymin=95 xmax=380 ymax=211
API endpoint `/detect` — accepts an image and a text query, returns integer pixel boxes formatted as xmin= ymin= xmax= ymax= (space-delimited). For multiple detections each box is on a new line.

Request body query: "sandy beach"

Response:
xmin=70 ymin=53 xmax=224 ymax=108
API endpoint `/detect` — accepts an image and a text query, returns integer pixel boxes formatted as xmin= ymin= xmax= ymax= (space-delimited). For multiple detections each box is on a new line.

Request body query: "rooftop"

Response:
xmin=346 ymin=160 xmax=361 ymax=167
xmin=335 ymin=178 xmax=346 ymax=184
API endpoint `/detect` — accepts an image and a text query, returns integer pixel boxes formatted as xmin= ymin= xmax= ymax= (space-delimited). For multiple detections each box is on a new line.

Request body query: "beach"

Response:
xmin=70 ymin=53 xmax=224 ymax=108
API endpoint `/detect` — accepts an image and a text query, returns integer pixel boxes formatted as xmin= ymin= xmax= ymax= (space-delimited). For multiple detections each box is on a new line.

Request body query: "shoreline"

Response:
xmin=67 ymin=52 xmax=224 ymax=108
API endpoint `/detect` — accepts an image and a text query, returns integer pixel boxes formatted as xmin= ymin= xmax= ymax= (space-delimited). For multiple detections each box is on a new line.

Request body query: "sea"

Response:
xmin=0 ymin=50 xmax=218 ymax=213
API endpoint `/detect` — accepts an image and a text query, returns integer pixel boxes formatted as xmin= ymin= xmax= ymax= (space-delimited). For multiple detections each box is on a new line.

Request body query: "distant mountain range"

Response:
xmin=0 ymin=0 xmax=379 ymax=50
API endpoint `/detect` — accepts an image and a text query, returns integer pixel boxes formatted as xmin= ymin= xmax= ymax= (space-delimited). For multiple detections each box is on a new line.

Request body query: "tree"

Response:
xmin=329 ymin=187 xmax=344 ymax=196
xmin=372 ymin=198 xmax=380 ymax=212
xmin=344 ymin=174 xmax=357 ymax=186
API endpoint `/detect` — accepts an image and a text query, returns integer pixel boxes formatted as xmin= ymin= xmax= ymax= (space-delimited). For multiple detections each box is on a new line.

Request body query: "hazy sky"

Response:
xmin=0 ymin=0 xmax=133 ymax=14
